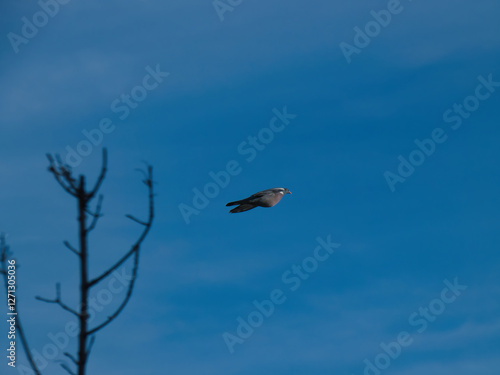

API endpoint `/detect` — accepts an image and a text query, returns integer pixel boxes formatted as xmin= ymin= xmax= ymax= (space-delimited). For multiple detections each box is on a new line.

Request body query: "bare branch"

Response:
xmin=86 ymin=335 xmax=96 ymax=358
xmin=46 ymin=153 xmax=79 ymax=197
xmin=86 ymin=195 xmax=103 ymax=232
xmin=0 ymin=233 xmax=11 ymax=261
xmin=134 ymin=167 xmax=148 ymax=181
xmin=88 ymin=249 xmax=139 ymax=335
xmin=87 ymin=165 xmax=154 ymax=333
xmin=0 ymin=234 xmax=12 ymax=275
xmin=63 ymin=352 xmax=78 ymax=366
xmin=125 ymin=214 xmax=147 ymax=226
xmin=55 ymin=155 xmax=78 ymax=188
xmin=88 ymin=166 xmax=154 ymax=288
xmin=89 ymin=245 xmax=137 ymax=288
xmin=63 ymin=241 xmax=80 ymax=256
xmin=87 ymin=148 xmax=107 ymax=200
xmin=1 ymin=235 xmax=43 ymax=375
xmin=48 ymin=170 xmax=76 ymax=196
xmin=60 ymin=362 xmax=76 ymax=375
xmin=35 ymin=283 xmax=79 ymax=317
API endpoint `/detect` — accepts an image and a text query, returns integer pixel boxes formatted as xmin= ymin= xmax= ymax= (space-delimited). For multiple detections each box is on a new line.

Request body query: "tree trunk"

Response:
xmin=78 ymin=176 xmax=88 ymax=375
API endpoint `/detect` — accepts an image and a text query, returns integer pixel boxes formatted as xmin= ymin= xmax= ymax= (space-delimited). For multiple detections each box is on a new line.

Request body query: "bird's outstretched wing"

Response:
xmin=229 ymin=204 xmax=256 ymax=213
xmin=226 ymin=190 xmax=269 ymax=206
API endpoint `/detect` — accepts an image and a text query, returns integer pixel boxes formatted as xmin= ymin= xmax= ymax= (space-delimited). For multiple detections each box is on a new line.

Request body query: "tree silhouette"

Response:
xmin=1 ymin=148 xmax=154 ymax=375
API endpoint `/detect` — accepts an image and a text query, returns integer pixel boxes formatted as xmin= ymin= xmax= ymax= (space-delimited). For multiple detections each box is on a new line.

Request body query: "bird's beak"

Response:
xmin=288 ymin=191 xmax=292 ymax=195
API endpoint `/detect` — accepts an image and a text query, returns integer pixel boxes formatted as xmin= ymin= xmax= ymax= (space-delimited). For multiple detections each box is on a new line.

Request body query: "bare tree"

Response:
xmin=2 ymin=148 xmax=155 ymax=375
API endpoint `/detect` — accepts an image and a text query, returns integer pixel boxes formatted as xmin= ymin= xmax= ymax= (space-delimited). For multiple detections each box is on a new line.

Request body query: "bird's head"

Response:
xmin=282 ymin=188 xmax=292 ymax=195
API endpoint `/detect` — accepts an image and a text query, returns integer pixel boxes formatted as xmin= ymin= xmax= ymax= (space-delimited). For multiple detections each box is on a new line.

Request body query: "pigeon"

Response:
xmin=226 ymin=187 xmax=292 ymax=213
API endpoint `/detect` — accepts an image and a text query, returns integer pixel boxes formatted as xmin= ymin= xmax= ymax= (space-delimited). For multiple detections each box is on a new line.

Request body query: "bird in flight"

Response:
xmin=226 ymin=187 xmax=292 ymax=213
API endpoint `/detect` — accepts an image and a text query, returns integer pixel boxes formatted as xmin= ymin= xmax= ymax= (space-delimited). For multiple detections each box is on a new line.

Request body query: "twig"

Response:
xmin=64 ymin=352 xmax=78 ymax=366
xmin=86 ymin=335 xmax=96 ymax=358
xmin=125 ymin=214 xmax=147 ymax=226
xmin=87 ymin=149 xmax=107 ymax=200
xmin=60 ymin=362 xmax=76 ymax=375
xmin=46 ymin=154 xmax=78 ymax=197
xmin=63 ymin=241 xmax=80 ymax=256
xmin=35 ymin=283 xmax=79 ymax=317
xmin=86 ymin=195 xmax=103 ymax=232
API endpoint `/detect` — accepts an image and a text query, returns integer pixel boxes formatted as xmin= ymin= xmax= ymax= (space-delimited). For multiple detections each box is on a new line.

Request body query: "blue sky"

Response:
xmin=1 ymin=0 xmax=500 ymax=374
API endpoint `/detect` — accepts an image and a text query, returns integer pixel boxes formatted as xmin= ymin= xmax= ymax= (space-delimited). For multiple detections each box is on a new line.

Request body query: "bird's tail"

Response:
xmin=226 ymin=199 xmax=246 ymax=207
xmin=229 ymin=204 xmax=256 ymax=213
